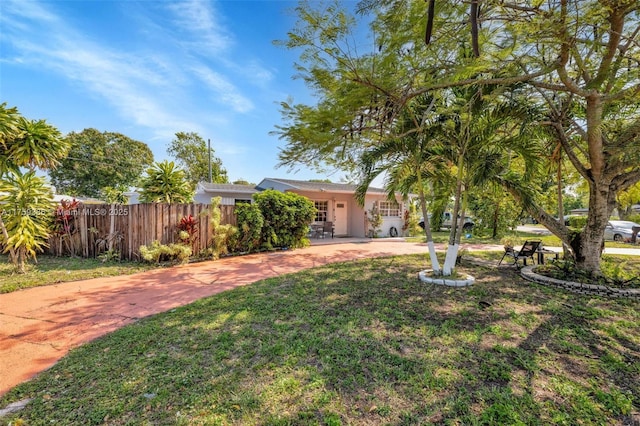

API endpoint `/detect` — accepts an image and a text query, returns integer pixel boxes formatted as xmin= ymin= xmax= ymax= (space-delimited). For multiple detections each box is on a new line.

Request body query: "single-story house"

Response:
xmin=255 ymin=178 xmax=406 ymax=238
xmin=124 ymin=178 xmax=408 ymax=238
xmin=125 ymin=183 xmax=257 ymax=206
xmin=194 ymin=182 xmax=258 ymax=205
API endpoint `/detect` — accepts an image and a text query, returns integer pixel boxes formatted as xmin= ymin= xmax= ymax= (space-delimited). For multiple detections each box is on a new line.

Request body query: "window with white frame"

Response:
xmin=314 ymin=201 xmax=328 ymax=222
xmin=379 ymin=200 xmax=400 ymax=217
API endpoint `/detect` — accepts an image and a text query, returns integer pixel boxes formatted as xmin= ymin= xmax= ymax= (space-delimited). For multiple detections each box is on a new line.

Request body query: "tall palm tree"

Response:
xmin=356 ymin=95 xmax=450 ymax=273
xmin=139 ymin=160 xmax=194 ymax=204
xmin=435 ymin=82 xmax=543 ymax=273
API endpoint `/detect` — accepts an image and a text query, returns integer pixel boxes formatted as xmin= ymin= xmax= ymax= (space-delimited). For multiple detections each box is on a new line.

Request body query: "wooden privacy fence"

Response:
xmin=47 ymin=203 xmax=236 ymax=260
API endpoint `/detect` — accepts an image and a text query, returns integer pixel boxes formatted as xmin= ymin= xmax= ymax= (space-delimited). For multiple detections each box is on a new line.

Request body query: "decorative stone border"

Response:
xmin=520 ymin=266 xmax=640 ymax=299
xmin=418 ymin=270 xmax=475 ymax=287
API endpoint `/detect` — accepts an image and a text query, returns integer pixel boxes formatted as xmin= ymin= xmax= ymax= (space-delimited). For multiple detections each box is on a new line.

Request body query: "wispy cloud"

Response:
xmin=1 ymin=0 xmax=202 ymax=140
xmin=166 ymin=0 xmax=232 ymax=54
xmin=191 ymin=65 xmax=254 ymax=113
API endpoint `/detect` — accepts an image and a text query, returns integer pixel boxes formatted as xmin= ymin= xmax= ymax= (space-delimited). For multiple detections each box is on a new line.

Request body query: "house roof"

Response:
xmin=197 ymin=182 xmax=258 ymax=194
xmin=257 ymin=178 xmax=386 ymax=194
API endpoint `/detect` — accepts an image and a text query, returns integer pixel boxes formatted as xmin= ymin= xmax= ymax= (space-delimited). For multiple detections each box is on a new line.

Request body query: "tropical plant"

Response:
xmin=139 ymin=240 xmax=192 ymax=264
xmin=52 ymin=198 xmax=81 ymax=255
xmin=138 ymin=160 xmax=194 ymax=204
xmin=366 ymin=204 xmax=383 ymax=237
xmin=0 ymin=104 xmax=68 ymax=269
xmin=208 ymin=197 xmax=237 ymax=259
xmin=0 ymin=170 xmax=54 ymax=272
xmin=177 ymin=214 xmax=198 ymax=248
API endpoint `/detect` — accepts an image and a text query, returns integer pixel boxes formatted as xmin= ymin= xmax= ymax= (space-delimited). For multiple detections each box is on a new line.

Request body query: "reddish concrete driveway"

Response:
xmin=1 ymin=239 xmax=432 ymax=396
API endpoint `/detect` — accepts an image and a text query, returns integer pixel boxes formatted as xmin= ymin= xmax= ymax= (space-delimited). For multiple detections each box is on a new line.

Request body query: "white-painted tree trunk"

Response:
xmin=427 ymin=240 xmax=441 ymax=274
xmin=443 ymin=243 xmax=459 ymax=276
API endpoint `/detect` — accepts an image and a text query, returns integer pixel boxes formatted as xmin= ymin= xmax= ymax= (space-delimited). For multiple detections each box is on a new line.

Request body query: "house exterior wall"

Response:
xmin=363 ymin=194 xmax=405 ymax=238
xmin=194 ymin=192 xmax=253 ymax=206
xmin=286 ymin=190 xmax=405 ymax=238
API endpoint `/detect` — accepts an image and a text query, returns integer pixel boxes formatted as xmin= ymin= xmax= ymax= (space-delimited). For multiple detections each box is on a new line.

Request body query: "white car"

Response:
xmin=604 ymin=220 xmax=640 ymax=242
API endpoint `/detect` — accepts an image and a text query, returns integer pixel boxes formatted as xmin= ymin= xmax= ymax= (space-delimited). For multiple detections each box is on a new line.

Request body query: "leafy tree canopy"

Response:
xmin=167 ymin=132 xmax=228 ymax=186
xmin=48 ymin=128 xmax=154 ymax=199
xmin=276 ymin=0 xmax=640 ymax=275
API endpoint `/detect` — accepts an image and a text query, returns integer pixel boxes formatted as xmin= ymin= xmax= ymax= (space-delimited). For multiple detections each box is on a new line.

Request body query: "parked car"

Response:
xmin=419 ymin=212 xmax=474 ymax=231
xmin=604 ymin=220 xmax=640 ymax=242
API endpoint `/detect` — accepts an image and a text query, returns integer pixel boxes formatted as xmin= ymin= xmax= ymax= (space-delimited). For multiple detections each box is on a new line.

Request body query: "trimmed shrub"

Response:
xmin=567 ymin=215 xmax=588 ymax=228
xmin=253 ymin=189 xmax=315 ymax=249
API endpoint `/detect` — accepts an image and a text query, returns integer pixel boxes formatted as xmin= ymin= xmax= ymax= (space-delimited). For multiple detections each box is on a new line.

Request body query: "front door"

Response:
xmin=334 ymin=201 xmax=348 ymax=236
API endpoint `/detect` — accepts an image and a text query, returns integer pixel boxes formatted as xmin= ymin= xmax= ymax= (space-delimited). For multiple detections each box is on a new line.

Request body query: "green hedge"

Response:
xmin=253 ymin=189 xmax=316 ymax=250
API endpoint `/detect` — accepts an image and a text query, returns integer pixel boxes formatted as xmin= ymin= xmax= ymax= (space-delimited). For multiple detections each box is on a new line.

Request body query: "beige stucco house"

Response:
xmin=255 ymin=178 xmax=406 ymax=238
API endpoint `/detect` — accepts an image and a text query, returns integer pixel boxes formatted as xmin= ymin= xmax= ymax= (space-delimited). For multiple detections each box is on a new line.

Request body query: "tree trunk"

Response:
xmin=0 ymin=216 xmax=17 ymax=264
xmin=443 ymin=156 xmax=465 ymax=275
xmin=555 ymin=150 xmax=571 ymax=258
xmin=570 ymin=182 xmax=617 ymax=275
xmin=417 ymin=172 xmax=441 ymax=274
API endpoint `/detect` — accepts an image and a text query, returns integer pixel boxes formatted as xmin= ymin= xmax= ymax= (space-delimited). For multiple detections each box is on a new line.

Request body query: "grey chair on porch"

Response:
xmin=315 ymin=221 xmax=334 ymax=239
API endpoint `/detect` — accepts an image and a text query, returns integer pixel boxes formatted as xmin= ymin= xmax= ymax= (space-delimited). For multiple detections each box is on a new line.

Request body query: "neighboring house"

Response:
xmin=125 ymin=183 xmax=257 ymax=206
xmin=256 ymin=178 xmax=406 ymax=238
xmin=194 ymin=183 xmax=257 ymax=205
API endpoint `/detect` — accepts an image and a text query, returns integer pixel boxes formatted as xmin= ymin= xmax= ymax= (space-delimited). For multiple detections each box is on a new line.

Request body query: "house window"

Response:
xmin=314 ymin=201 xmax=328 ymax=222
xmin=234 ymin=199 xmax=252 ymax=205
xmin=379 ymin=201 xmax=400 ymax=217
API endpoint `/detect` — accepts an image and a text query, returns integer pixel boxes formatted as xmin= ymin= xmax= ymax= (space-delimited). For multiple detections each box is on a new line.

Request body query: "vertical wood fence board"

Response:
xmin=46 ymin=202 xmax=236 ymax=260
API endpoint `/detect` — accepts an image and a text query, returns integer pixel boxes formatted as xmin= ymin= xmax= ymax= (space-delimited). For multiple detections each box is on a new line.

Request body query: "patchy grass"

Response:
xmin=0 ymin=255 xmax=156 ymax=293
xmin=1 ymin=255 xmax=638 ymax=425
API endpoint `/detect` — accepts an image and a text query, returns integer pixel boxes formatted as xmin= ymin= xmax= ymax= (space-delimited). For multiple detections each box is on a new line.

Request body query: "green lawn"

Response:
xmin=2 ymin=255 xmax=638 ymax=425
xmin=0 ymin=255 xmax=157 ymax=293
xmin=407 ymin=229 xmax=638 ymax=249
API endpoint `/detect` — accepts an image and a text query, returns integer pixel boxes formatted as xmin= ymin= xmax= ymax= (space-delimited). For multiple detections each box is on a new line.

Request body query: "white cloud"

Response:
xmin=191 ymin=65 xmax=254 ymax=113
xmin=165 ymin=0 xmax=232 ymax=54
xmin=1 ymin=0 xmax=204 ymax=140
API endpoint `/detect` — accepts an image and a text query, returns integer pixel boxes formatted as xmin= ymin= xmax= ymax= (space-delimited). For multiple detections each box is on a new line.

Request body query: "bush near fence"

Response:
xmin=47 ymin=203 xmax=236 ymax=260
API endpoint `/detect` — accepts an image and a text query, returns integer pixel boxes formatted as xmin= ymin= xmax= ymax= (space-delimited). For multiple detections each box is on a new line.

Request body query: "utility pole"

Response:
xmin=208 ymin=138 xmax=212 ymax=183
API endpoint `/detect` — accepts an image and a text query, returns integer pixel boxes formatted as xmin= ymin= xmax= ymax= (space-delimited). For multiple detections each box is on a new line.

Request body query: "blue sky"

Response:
xmin=0 ymin=0 xmax=359 ymax=185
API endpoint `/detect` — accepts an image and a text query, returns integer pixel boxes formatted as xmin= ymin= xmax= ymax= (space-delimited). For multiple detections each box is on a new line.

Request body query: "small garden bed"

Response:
xmin=534 ymin=259 xmax=640 ymax=289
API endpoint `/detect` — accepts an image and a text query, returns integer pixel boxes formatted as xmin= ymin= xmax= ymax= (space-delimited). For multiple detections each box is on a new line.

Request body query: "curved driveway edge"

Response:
xmin=3 ymin=239 xmax=638 ymax=397
xmin=0 ymin=240 xmax=429 ymax=397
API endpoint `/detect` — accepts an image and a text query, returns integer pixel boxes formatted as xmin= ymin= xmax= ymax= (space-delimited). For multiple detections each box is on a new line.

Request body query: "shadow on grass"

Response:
xmin=2 ymin=255 xmax=638 ymax=425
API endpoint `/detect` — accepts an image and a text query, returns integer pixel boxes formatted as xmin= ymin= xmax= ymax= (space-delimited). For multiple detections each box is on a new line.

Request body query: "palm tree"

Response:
xmin=0 ymin=105 xmax=69 ymax=269
xmin=138 ymin=160 xmax=194 ymax=204
xmin=434 ymin=82 xmax=543 ymax=274
xmin=4 ymin=118 xmax=66 ymax=171
xmin=0 ymin=170 xmax=54 ymax=273
xmin=356 ymin=95 xmax=450 ymax=273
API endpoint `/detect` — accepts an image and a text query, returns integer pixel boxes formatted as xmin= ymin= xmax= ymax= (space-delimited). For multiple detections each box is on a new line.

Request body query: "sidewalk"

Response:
xmin=0 ymin=239 xmax=428 ymax=397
